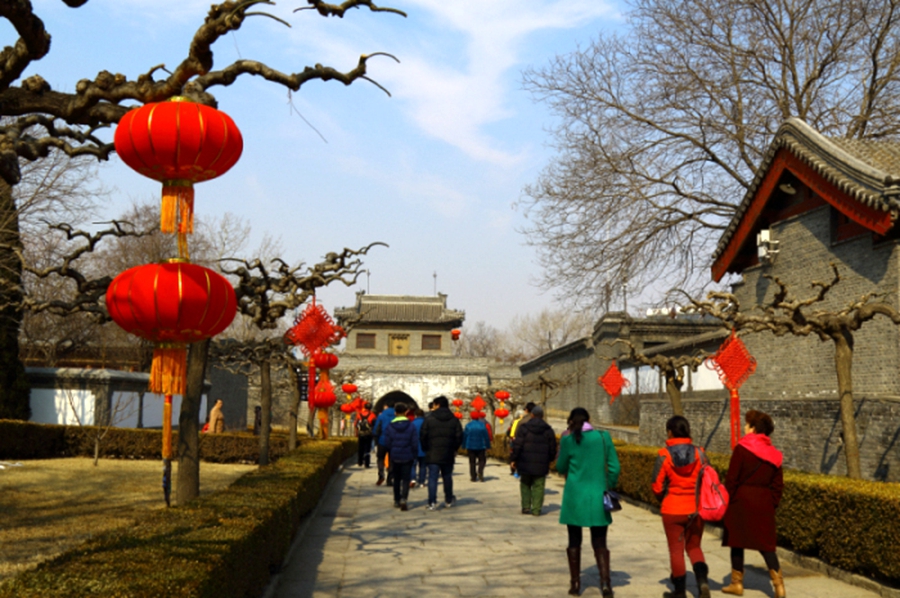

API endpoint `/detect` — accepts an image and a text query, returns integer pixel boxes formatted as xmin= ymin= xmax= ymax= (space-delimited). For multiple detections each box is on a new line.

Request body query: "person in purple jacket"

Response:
xmin=383 ymin=402 xmax=420 ymax=511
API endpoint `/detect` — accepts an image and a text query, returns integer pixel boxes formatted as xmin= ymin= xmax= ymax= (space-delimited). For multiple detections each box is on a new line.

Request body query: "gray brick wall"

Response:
xmin=639 ymin=396 xmax=900 ymax=482
xmin=735 ymin=206 xmax=900 ymax=399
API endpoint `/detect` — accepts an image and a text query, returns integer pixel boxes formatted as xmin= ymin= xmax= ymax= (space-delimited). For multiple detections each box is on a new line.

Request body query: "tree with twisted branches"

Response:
xmin=520 ymin=0 xmax=900 ymax=313
xmin=212 ymin=243 xmax=384 ymax=466
xmin=690 ymin=263 xmax=900 ymax=479
xmin=599 ymin=339 xmax=709 ymax=418
xmin=0 ymin=0 xmax=404 ymax=417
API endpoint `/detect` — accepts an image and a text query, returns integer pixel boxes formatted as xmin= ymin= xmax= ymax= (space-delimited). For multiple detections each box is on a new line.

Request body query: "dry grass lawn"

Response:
xmin=0 ymin=458 xmax=257 ymax=581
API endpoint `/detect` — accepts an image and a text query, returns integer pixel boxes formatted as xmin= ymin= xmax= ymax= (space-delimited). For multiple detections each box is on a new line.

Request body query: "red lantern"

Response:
xmin=313 ymin=378 xmax=337 ymax=409
xmin=341 ymin=383 xmax=358 ymax=394
xmin=454 ymin=412 xmax=463 ymax=419
xmin=106 ymin=260 xmax=237 ymax=396
xmin=114 ymin=97 xmax=243 ymax=239
xmin=314 ymin=352 xmax=339 ymax=370
xmin=494 ymin=390 xmax=510 ymax=401
xmin=451 ymin=398 xmax=464 ymax=408
xmin=494 ymin=407 xmax=510 ymax=420
xmin=470 ymin=410 xmax=486 ymax=419
xmin=451 ymin=328 xmax=461 ymax=340
xmin=340 ymin=403 xmax=354 ymax=414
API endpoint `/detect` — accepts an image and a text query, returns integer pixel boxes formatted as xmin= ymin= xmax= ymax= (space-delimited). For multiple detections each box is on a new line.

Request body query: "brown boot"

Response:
xmin=721 ymin=570 xmax=743 ymax=595
xmin=769 ymin=568 xmax=786 ymax=598
xmin=566 ymin=547 xmax=581 ymax=596
xmin=594 ymin=548 xmax=614 ymax=597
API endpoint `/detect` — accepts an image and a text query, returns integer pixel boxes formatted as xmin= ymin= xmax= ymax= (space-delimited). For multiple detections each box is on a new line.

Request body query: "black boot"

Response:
xmin=566 ymin=547 xmax=581 ymax=596
xmin=594 ymin=548 xmax=614 ymax=597
xmin=693 ymin=562 xmax=710 ymax=598
xmin=662 ymin=575 xmax=687 ymax=598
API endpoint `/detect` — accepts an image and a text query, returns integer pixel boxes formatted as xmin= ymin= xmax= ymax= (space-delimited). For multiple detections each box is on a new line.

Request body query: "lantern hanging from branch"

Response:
xmin=106 ymin=260 xmax=237 ymax=506
xmin=451 ymin=328 xmax=461 ymax=341
xmin=706 ymin=330 xmax=757 ymax=449
xmin=598 ymin=360 xmax=629 ymax=404
xmin=284 ymin=298 xmax=345 ymax=438
xmin=114 ymin=97 xmax=243 ymax=259
xmin=311 ymin=351 xmax=339 ymax=438
xmin=493 ymin=390 xmax=510 ymax=424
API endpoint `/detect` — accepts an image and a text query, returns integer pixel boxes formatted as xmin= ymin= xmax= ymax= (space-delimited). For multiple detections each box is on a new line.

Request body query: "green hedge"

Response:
xmin=0 ymin=437 xmax=358 ymax=598
xmin=0 ymin=420 xmax=296 ymax=463
xmin=488 ymin=433 xmax=900 ymax=586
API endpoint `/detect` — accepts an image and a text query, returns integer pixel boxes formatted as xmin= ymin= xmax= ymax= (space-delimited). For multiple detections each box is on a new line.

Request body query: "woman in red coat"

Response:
xmin=721 ymin=410 xmax=785 ymax=597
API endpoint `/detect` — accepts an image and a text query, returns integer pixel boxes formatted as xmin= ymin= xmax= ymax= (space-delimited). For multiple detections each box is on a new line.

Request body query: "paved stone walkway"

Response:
xmin=267 ymin=457 xmax=884 ymax=598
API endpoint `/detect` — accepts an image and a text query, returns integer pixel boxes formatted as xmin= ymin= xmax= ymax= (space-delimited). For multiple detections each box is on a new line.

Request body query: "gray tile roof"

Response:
xmin=712 ymin=118 xmax=900 ymax=263
xmin=334 ymin=293 xmax=465 ymax=325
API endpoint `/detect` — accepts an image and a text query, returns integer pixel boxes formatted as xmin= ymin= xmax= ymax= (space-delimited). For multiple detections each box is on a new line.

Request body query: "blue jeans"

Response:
xmin=412 ymin=456 xmax=426 ymax=484
xmin=427 ymin=462 xmax=454 ymax=505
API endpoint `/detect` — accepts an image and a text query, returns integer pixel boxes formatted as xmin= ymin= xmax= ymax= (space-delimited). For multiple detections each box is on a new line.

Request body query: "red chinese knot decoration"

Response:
xmin=284 ymin=298 xmax=345 ymax=356
xmin=706 ymin=330 xmax=757 ymax=449
xmin=114 ymin=98 xmax=243 ymax=241
xmin=598 ymin=360 xmax=629 ymax=404
xmin=470 ymin=395 xmax=486 ymax=411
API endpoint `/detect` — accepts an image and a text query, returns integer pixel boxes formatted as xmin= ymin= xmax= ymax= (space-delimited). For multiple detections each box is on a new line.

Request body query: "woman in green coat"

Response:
xmin=558 ymin=407 xmax=620 ymax=597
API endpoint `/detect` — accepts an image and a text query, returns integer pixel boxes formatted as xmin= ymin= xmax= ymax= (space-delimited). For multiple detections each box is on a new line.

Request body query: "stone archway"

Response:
xmin=374 ymin=390 xmax=417 ymax=413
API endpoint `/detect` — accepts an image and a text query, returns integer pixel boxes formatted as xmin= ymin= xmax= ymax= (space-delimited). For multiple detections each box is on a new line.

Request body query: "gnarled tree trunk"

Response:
xmin=833 ymin=331 xmax=862 ymax=479
xmin=664 ymin=369 xmax=684 ymax=416
xmin=259 ymin=359 xmax=272 ymax=466
xmin=177 ymin=338 xmax=210 ymax=504
xmin=289 ymin=371 xmax=301 ymax=451
xmin=0 ymin=180 xmax=30 ymax=420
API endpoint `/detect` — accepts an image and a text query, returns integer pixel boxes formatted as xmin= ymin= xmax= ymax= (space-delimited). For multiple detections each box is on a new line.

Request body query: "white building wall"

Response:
xmin=30 ymin=388 xmax=95 ymax=425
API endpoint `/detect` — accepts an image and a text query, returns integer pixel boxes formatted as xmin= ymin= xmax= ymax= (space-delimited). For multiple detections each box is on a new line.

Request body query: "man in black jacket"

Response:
xmin=510 ymin=405 xmax=557 ymax=516
xmin=420 ymin=395 xmax=463 ymax=511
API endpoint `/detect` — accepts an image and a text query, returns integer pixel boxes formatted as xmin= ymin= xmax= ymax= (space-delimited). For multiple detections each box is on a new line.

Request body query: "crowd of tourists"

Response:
xmin=353 ymin=398 xmax=785 ymax=598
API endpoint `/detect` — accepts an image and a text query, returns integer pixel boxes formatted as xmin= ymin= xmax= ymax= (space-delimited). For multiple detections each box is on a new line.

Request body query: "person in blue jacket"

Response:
xmin=411 ymin=408 xmax=427 ymax=488
xmin=372 ymin=403 xmax=396 ymax=486
xmin=383 ymin=402 xmax=420 ymax=511
xmin=463 ymin=411 xmax=493 ymax=482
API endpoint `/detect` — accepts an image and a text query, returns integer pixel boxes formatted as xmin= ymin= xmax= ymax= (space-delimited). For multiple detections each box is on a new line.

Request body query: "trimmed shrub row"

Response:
xmin=488 ymin=434 xmax=900 ymax=586
xmin=0 ymin=437 xmax=358 ymax=598
xmin=0 ymin=419 xmax=296 ymax=463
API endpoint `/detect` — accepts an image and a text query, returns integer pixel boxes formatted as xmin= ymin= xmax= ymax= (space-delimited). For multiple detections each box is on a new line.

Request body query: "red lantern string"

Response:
xmin=706 ymin=330 xmax=757 ymax=449
xmin=598 ymin=360 xmax=629 ymax=405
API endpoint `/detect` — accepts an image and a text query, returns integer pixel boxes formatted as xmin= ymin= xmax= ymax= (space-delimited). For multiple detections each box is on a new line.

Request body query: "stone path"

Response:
xmin=267 ymin=457 xmax=884 ymax=598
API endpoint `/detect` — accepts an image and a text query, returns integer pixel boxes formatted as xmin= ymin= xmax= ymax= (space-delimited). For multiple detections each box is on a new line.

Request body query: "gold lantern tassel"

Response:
xmin=161 ymin=180 xmax=194 ymax=234
xmin=162 ymin=395 xmax=173 ymax=459
xmin=150 ymin=344 xmax=187 ymax=396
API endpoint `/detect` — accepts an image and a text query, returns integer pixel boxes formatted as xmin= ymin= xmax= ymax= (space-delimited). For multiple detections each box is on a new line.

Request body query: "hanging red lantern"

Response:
xmin=106 ymin=259 xmax=236 ymax=505
xmin=454 ymin=411 xmax=464 ymax=419
xmin=494 ymin=407 xmax=510 ymax=420
xmin=341 ymin=383 xmax=358 ymax=395
xmin=106 ymin=260 xmax=237 ymax=396
xmin=313 ymin=378 xmax=337 ymax=409
xmin=314 ymin=352 xmax=339 ymax=370
xmin=451 ymin=398 xmax=464 ymax=408
xmin=451 ymin=328 xmax=461 ymax=340
xmin=470 ymin=410 xmax=486 ymax=419
xmin=494 ymin=390 xmax=510 ymax=401
xmin=114 ymin=97 xmax=243 ymax=244
xmin=339 ymin=402 xmax=354 ymax=414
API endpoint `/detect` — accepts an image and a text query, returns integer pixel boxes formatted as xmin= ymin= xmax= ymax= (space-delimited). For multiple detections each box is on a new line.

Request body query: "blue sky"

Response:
xmin=24 ymin=0 xmax=622 ymax=329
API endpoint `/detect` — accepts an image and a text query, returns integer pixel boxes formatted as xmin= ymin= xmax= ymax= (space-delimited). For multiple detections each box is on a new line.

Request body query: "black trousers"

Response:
xmin=357 ymin=435 xmax=372 ymax=466
xmin=468 ymin=450 xmax=486 ymax=480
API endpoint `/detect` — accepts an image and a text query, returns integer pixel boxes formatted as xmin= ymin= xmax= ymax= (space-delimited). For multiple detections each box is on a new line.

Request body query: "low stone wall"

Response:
xmin=639 ymin=396 xmax=900 ymax=482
